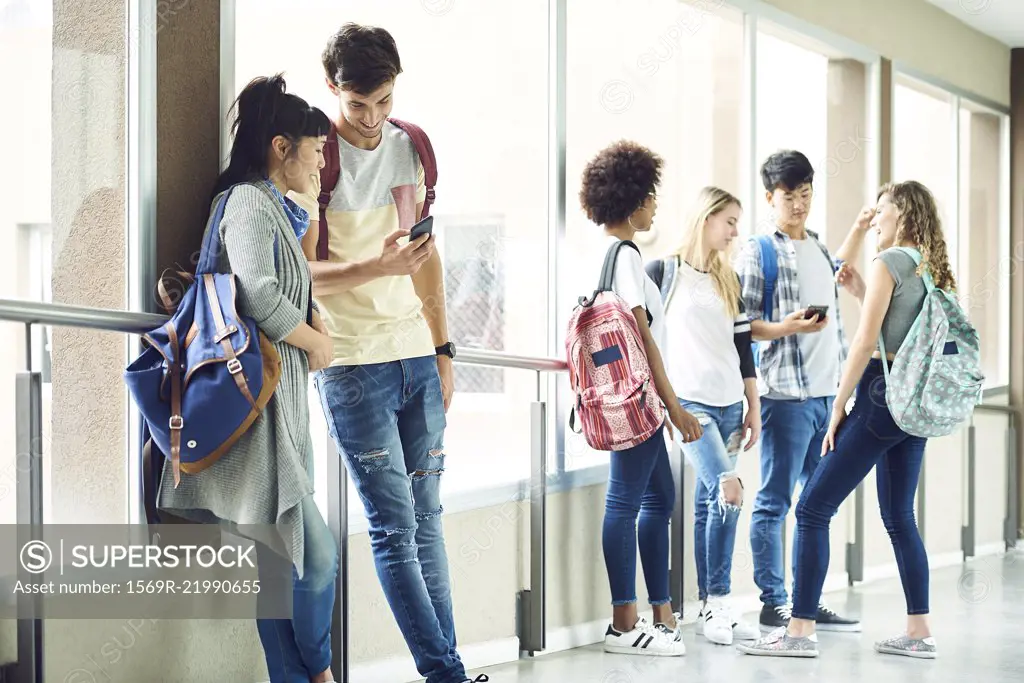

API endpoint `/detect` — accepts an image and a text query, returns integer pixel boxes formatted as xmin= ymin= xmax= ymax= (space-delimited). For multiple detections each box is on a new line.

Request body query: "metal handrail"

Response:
xmin=975 ymin=402 xmax=1018 ymax=419
xmin=0 ymin=294 xmax=569 ymax=682
xmin=2 ymin=295 xmax=567 ymax=680
xmin=0 ymin=298 xmax=569 ymax=372
xmin=0 ymin=298 xmax=167 ymax=335
xmin=968 ymin=402 xmax=1020 ymax=554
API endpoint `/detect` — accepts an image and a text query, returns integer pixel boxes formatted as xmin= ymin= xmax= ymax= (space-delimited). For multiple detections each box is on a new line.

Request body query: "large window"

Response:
xmin=229 ymin=2 xmax=1015 ymax=521
xmin=958 ymin=101 xmax=1010 ymax=388
xmin=754 ymin=23 xmax=873 ymax=247
xmin=561 ymin=0 xmax=745 ymax=472
xmin=894 ymin=75 xmax=1011 ymax=389
xmin=754 ymin=27 xmax=829 ymax=235
xmin=234 ymin=0 xmax=550 ymax=512
xmin=894 ymin=77 xmax=958 ymax=275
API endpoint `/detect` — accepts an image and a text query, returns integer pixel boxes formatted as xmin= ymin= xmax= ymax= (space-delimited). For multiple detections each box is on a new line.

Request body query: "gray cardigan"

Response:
xmin=157 ymin=182 xmax=316 ymax=577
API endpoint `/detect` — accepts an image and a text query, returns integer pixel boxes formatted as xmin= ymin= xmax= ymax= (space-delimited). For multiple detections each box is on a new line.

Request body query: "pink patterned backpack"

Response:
xmin=566 ymin=240 xmax=665 ymax=452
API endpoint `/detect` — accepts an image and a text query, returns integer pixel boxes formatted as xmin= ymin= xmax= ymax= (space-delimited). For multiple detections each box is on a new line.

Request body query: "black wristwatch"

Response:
xmin=435 ymin=342 xmax=457 ymax=359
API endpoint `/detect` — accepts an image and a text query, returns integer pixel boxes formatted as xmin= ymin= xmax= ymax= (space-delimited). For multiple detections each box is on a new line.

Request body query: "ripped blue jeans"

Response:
xmin=678 ymin=399 xmax=745 ymax=600
xmin=316 ymin=356 xmax=466 ymax=683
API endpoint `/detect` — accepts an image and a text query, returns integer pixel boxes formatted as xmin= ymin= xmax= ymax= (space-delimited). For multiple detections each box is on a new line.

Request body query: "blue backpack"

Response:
xmin=125 ymin=184 xmax=284 ymax=489
xmin=751 ymin=235 xmax=778 ymax=368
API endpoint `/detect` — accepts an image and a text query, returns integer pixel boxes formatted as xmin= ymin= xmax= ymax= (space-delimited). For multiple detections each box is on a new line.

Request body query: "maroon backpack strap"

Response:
xmin=387 ymin=117 xmax=437 ymax=218
xmin=317 ymin=120 xmax=342 ymax=261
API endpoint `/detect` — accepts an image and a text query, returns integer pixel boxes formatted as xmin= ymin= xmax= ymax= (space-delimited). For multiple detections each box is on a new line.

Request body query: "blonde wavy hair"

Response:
xmin=878 ymin=180 xmax=956 ymax=292
xmin=672 ymin=186 xmax=742 ymax=317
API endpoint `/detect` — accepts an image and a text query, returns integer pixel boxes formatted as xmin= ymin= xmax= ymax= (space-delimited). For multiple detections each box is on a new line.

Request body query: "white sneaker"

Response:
xmin=604 ymin=618 xmax=686 ymax=656
xmin=731 ymin=615 xmax=761 ymax=641
xmin=702 ymin=597 xmax=734 ymax=645
xmin=653 ymin=611 xmax=683 ymax=642
xmin=697 ymin=597 xmax=760 ymax=643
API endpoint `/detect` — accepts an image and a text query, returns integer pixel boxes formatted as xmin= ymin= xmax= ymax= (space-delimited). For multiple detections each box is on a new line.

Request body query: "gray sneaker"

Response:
xmin=874 ymin=634 xmax=937 ymax=659
xmin=736 ymin=627 xmax=819 ymax=658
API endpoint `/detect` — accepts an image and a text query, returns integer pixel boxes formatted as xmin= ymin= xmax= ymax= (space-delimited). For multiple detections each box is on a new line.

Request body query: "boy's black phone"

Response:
xmin=804 ymin=305 xmax=829 ymax=321
xmin=409 ymin=215 xmax=434 ymax=241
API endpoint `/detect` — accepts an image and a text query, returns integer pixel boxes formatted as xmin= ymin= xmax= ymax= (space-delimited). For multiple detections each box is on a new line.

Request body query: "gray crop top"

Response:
xmin=876 ymin=248 xmax=927 ymax=353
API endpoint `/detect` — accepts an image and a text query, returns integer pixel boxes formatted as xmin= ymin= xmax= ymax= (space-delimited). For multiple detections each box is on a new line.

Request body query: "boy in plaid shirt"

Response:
xmin=738 ymin=150 xmax=873 ymax=632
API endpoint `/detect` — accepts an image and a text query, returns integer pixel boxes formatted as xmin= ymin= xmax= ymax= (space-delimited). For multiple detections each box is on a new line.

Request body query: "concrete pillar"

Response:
xmin=1011 ymin=49 xmax=1024 ymax=533
xmin=825 ymin=58 xmax=869 ymax=333
xmin=50 ymin=0 xmax=128 ymax=526
xmin=155 ymin=0 xmax=223 ymax=281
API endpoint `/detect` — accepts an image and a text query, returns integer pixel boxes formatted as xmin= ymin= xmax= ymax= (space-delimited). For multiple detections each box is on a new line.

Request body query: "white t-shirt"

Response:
xmin=664 ymin=260 xmax=746 ymax=407
xmin=588 ymin=236 xmax=666 ymax=353
xmin=793 ymin=237 xmax=840 ymax=398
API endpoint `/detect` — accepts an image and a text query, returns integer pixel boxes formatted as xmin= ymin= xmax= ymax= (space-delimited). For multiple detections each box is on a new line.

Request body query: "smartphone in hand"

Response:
xmin=409 ymin=215 xmax=434 ymax=241
xmin=804 ymin=305 xmax=829 ymax=322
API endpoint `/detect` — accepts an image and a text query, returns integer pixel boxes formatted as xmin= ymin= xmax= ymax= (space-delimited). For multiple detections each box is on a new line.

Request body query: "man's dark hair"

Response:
xmin=579 ymin=140 xmax=663 ymax=226
xmin=322 ymin=23 xmax=402 ymax=94
xmin=761 ymin=150 xmax=815 ymax=192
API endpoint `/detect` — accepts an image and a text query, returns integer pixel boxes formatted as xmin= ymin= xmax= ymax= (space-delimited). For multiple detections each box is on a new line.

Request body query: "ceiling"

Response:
xmin=926 ymin=0 xmax=1024 ymax=47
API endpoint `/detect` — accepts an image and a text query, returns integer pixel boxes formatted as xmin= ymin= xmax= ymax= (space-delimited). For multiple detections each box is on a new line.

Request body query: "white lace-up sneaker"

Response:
xmin=696 ymin=598 xmax=760 ymax=643
xmin=702 ymin=597 xmax=735 ymax=645
xmin=604 ymin=617 xmax=686 ymax=656
xmin=654 ymin=611 xmax=683 ymax=642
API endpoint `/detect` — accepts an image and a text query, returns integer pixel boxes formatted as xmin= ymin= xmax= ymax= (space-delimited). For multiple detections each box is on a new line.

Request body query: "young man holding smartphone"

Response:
xmin=289 ymin=23 xmax=484 ymax=683
xmin=737 ymin=150 xmax=872 ymax=632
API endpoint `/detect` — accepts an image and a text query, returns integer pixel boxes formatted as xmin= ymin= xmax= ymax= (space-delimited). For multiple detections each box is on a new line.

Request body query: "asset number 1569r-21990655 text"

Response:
xmin=126 ymin=580 xmax=260 ymax=594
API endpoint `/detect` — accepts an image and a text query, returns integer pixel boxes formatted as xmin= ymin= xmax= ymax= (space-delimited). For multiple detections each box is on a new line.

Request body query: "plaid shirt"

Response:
xmin=736 ymin=228 xmax=849 ymax=400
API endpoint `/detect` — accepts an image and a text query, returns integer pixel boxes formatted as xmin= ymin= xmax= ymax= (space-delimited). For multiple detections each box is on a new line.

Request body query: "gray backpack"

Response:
xmin=877 ymin=247 xmax=984 ymax=438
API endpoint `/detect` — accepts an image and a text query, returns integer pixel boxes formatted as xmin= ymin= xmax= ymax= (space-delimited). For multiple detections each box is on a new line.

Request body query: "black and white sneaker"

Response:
xmin=654 ymin=611 xmax=683 ymax=642
xmin=815 ymin=603 xmax=861 ymax=632
xmin=604 ymin=618 xmax=686 ymax=656
xmin=759 ymin=603 xmax=792 ymax=631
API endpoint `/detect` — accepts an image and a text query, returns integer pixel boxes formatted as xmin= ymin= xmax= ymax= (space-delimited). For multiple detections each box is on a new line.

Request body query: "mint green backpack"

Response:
xmin=877 ymin=247 xmax=984 ymax=438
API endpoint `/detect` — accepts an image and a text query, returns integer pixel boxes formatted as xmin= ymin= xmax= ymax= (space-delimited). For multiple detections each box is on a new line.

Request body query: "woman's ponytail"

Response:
xmin=213 ymin=73 xmax=331 ymax=199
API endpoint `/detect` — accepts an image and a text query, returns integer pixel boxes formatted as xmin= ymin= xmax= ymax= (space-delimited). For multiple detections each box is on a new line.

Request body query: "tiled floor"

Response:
xmin=466 ymin=550 xmax=1024 ymax=682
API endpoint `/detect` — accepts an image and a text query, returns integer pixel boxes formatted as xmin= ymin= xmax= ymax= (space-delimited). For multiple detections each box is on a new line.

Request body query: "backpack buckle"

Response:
xmin=169 ymin=415 xmax=184 ymax=430
xmin=227 ymin=358 xmax=243 ymax=375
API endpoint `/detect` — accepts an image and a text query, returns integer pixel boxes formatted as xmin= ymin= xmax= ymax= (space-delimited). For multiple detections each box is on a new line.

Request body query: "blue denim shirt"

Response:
xmin=264 ymin=179 xmax=310 ymax=241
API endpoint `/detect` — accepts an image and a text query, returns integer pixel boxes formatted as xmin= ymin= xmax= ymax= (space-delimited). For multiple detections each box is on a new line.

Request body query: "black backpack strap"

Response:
xmin=585 ymin=240 xmax=651 ymax=325
xmin=644 ymin=258 xmax=665 ymax=291
xmin=142 ymin=437 xmax=160 ymax=526
xmin=596 ymin=239 xmax=641 ymax=293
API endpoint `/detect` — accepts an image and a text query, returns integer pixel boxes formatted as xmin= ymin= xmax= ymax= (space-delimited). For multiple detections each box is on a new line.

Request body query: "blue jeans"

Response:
xmin=316 ymin=356 xmax=466 ymax=683
xmin=792 ymin=359 xmax=928 ymax=620
xmin=678 ymin=400 xmax=744 ymax=600
xmin=603 ymin=428 xmax=676 ymax=606
xmin=256 ymin=492 xmax=338 ymax=682
xmin=750 ymin=394 xmax=833 ymax=607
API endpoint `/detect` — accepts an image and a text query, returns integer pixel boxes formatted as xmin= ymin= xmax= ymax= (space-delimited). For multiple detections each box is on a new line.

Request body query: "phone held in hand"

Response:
xmin=409 ymin=215 xmax=434 ymax=241
xmin=804 ymin=305 xmax=829 ymax=321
